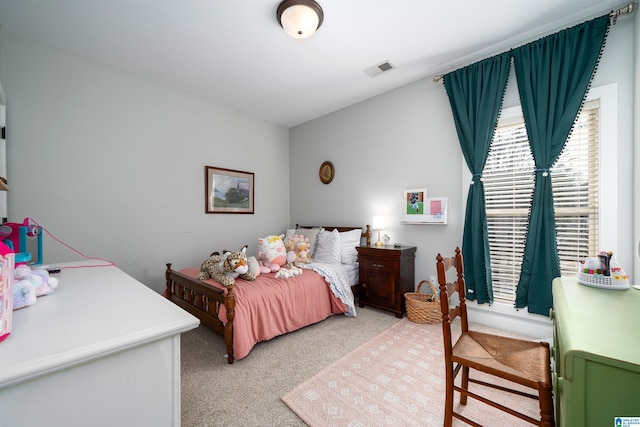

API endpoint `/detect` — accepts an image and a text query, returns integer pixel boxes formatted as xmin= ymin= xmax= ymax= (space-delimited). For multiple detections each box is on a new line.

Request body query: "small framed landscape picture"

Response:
xmin=401 ymin=188 xmax=427 ymax=223
xmin=205 ymin=165 xmax=254 ymax=214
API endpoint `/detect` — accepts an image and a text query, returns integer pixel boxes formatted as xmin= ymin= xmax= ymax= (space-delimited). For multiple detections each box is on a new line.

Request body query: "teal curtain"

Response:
xmin=513 ymin=15 xmax=609 ymax=315
xmin=443 ymin=52 xmax=510 ymax=304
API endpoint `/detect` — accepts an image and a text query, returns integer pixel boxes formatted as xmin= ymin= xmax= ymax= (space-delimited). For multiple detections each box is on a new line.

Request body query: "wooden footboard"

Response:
xmin=165 ymin=263 xmax=237 ymax=363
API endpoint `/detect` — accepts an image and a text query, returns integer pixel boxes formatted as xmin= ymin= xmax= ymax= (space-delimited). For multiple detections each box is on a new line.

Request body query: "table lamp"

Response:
xmin=372 ymin=216 xmax=386 ymax=247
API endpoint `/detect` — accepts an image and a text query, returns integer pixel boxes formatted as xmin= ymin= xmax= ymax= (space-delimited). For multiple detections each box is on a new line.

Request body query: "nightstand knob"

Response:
xmin=362 ymin=283 xmax=367 ymax=288
xmin=373 ymin=263 xmax=384 ymax=269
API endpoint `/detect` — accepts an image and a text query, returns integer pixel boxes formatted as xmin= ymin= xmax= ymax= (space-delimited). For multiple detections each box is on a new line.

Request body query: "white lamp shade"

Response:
xmin=372 ymin=216 xmax=386 ymax=230
xmin=280 ymin=4 xmax=320 ymax=39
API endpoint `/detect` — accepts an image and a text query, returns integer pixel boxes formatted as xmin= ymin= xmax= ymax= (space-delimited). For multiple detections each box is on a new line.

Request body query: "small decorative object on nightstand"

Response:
xmin=372 ymin=216 xmax=385 ymax=247
xmin=356 ymin=245 xmax=416 ymax=318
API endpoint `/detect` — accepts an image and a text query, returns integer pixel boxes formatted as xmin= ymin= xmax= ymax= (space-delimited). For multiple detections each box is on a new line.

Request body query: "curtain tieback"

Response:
xmin=470 ymin=174 xmax=483 ymax=185
xmin=534 ymin=168 xmax=550 ymax=177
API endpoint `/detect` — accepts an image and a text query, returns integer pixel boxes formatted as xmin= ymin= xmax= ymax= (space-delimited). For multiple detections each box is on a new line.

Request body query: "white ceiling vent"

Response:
xmin=364 ymin=60 xmax=396 ymax=78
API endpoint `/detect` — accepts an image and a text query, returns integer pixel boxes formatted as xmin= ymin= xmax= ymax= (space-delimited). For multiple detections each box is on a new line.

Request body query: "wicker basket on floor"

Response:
xmin=405 ymin=280 xmax=441 ymax=324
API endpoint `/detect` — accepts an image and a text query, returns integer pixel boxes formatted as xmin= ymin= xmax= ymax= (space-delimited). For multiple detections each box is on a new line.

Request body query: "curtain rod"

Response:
xmin=432 ymin=2 xmax=638 ymax=82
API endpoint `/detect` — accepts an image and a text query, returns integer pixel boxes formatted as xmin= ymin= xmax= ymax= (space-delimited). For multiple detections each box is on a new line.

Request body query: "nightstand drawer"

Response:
xmin=359 ymin=257 xmax=398 ymax=274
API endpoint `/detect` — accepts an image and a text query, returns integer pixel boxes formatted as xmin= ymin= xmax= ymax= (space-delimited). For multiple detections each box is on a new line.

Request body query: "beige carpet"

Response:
xmin=282 ymin=318 xmax=541 ymax=426
xmin=181 ymin=306 xmax=401 ymax=426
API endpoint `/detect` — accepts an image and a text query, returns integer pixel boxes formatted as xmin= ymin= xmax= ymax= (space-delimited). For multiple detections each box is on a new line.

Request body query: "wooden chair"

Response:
xmin=437 ymin=247 xmax=554 ymax=426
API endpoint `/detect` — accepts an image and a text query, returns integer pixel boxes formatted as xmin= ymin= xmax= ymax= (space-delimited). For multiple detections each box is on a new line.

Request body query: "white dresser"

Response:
xmin=0 ymin=261 xmax=199 ymax=427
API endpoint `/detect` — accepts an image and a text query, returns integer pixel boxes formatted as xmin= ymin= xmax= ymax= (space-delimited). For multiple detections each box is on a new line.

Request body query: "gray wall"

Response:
xmin=290 ymin=18 xmax=636 ymax=295
xmin=2 ymin=33 xmax=290 ymax=293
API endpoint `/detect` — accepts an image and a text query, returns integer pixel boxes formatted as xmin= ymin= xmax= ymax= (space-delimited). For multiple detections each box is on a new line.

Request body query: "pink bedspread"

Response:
xmin=180 ymin=268 xmax=348 ymax=361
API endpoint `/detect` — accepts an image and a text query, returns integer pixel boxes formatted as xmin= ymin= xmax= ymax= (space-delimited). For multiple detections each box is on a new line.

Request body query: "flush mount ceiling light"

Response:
xmin=277 ymin=0 xmax=324 ymax=39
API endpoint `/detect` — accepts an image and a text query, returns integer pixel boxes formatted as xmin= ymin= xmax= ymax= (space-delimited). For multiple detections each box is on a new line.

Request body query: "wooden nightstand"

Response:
xmin=356 ymin=245 xmax=416 ymax=318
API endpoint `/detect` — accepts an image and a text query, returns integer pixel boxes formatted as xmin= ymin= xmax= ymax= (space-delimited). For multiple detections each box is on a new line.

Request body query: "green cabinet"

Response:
xmin=551 ymin=277 xmax=640 ymax=426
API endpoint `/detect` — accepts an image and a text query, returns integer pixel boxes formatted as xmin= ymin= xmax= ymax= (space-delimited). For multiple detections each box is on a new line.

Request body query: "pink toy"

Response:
xmin=257 ymin=234 xmax=286 ymax=273
xmin=3 ymin=218 xmax=42 ymax=265
xmin=0 ymin=241 xmax=14 ymax=342
xmin=288 ymin=234 xmax=312 ymax=264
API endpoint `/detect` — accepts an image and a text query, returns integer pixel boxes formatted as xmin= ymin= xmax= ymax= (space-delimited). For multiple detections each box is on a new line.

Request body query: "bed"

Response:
xmin=164 ymin=225 xmax=371 ymax=363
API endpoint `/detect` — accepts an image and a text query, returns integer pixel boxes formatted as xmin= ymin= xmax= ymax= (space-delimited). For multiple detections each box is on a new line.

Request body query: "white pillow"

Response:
xmin=313 ymin=229 xmax=341 ymax=264
xmin=339 ymin=229 xmax=362 ymax=264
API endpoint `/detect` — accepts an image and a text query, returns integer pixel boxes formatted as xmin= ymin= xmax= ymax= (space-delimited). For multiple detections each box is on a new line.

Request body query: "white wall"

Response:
xmin=589 ymin=17 xmax=635 ymax=278
xmin=290 ymin=17 xmax=636 ymax=335
xmin=2 ymin=33 xmax=290 ymax=293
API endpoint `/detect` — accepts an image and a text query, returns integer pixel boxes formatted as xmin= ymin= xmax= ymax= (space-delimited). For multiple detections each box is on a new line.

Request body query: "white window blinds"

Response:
xmin=484 ymin=101 xmax=599 ymax=304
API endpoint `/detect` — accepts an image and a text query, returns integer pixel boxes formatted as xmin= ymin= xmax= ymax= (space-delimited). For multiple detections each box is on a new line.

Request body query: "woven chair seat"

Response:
xmin=452 ymin=331 xmax=552 ymax=389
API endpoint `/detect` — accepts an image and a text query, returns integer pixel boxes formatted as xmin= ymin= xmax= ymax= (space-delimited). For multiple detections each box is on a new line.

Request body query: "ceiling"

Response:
xmin=0 ymin=0 xmax=626 ymax=128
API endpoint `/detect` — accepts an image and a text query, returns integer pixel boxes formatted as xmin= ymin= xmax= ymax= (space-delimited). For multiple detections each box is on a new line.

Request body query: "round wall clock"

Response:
xmin=319 ymin=161 xmax=334 ymax=184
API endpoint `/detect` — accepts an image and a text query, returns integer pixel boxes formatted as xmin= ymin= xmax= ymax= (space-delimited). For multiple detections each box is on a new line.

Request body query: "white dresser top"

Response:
xmin=0 ymin=261 xmax=199 ymax=388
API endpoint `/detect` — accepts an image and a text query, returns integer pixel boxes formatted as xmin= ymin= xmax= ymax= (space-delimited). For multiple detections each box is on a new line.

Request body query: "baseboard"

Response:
xmin=466 ymin=301 xmax=553 ymax=340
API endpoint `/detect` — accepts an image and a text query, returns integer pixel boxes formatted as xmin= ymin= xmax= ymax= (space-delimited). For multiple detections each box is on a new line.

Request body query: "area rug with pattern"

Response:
xmin=282 ymin=318 xmax=541 ymax=426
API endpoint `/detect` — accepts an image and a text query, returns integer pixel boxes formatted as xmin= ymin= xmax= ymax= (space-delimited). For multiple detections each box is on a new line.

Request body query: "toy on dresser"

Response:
xmin=0 ymin=242 xmax=14 ymax=342
xmin=577 ymin=251 xmax=630 ymax=290
xmin=12 ymin=265 xmax=60 ymax=310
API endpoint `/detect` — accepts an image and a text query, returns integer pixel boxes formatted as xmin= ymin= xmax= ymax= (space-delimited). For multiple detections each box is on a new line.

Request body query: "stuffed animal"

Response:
xmin=32 ymin=268 xmax=59 ymax=296
xmin=257 ymin=234 xmax=286 ymax=273
xmin=14 ymin=264 xmax=59 ymax=297
xmin=197 ymin=245 xmax=256 ymax=287
xmin=247 ymin=256 xmax=261 ymax=277
xmin=284 ymin=238 xmax=297 ymax=267
xmin=13 ymin=280 xmax=36 ymax=310
xmin=286 ymin=234 xmax=312 ymax=264
xmin=275 ymin=266 xmax=303 ymax=279
xmin=296 ymin=240 xmax=312 ymax=264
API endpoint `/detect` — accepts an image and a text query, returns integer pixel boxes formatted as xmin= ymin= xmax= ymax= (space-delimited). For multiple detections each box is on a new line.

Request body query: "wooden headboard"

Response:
xmin=296 ymin=224 xmax=371 ymax=247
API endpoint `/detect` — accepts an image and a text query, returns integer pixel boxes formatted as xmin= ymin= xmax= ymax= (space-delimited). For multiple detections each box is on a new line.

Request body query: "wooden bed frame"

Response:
xmin=165 ymin=225 xmax=371 ymax=363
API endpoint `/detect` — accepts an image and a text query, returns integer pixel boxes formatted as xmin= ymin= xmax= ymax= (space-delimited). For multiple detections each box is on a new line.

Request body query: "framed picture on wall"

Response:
xmin=424 ymin=197 xmax=448 ymax=224
xmin=205 ymin=165 xmax=254 ymax=214
xmin=400 ymin=188 xmax=427 ymax=223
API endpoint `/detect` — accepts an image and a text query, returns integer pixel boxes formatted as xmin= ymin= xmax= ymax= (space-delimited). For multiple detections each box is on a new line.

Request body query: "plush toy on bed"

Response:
xmin=284 ymin=238 xmax=297 ymax=267
xmin=275 ymin=265 xmax=303 ymax=279
xmin=296 ymin=239 xmax=313 ymax=264
xmin=257 ymin=234 xmax=286 ymax=273
xmin=197 ymin=245 xmax=256 ymax=287
xmin=286 ymin=234 xmax=312 ymax=264
xmin=247 ymin=256 xmax=261 ymax=277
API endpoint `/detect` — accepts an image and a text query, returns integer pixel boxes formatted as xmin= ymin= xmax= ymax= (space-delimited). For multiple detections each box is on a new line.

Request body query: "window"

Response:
xmin=483 ymin=101 xmax=599 ymax=304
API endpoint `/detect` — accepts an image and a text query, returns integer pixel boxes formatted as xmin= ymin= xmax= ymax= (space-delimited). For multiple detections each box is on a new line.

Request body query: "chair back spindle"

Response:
xmin=437 ymin=247 xmax=467 ymax=333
